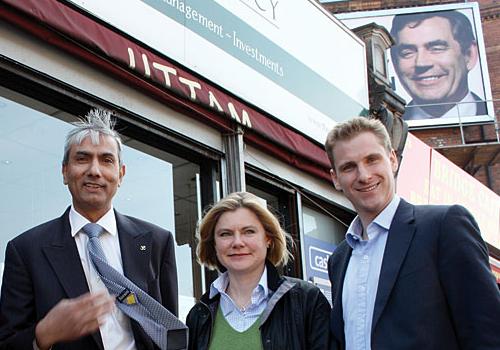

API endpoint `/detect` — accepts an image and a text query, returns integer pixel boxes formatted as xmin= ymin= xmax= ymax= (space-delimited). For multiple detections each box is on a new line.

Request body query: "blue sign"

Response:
xmin=303 ymin=235 xmax=336 ymax=304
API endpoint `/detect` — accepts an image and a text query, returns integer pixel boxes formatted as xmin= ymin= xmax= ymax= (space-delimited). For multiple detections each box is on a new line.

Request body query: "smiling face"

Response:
xmin=330 ymin=132 xmax=398 ymax=228
xmin=214 ymin=207 xmax=270 ymax=278
xmin=394 ymin=16 xmax=477 ymax=108
xmin=62 ymin=134 xmax=125 ymax=222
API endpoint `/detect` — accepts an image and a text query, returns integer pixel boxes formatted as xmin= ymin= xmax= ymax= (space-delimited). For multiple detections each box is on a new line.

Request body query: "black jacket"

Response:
xmin=186 ymin=262 xmax=332 ymax=350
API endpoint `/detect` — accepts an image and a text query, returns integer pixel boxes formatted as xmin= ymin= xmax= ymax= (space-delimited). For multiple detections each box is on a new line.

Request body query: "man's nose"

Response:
xmin=414 ymin=50 xmax=433 ymax=70
xmin=357 ymin=165 xmax=372 ymax=182
xmin=87 ymin=158 xmax=102 ymax=176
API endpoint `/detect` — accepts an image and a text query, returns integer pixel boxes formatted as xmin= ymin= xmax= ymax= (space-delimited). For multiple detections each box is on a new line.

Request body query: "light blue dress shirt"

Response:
xmin=209 ymin=267 xmax=269 ymax=332
xmin=342 ymin=195 xmax=400 ymax=350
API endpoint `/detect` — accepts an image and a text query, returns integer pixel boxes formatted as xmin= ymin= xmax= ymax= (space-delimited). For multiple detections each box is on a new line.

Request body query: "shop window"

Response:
xmin=0 ymin=88 xmax=214 ymax=320
xmin=245 ymin=173 xmax=298 ymax=276
xmin=300 ymin=198 xmax=353 ymax=303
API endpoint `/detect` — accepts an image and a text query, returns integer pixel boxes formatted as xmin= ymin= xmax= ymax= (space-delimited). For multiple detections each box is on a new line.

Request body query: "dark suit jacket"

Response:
xmin=403 ymin=91 xmax=487 ymax=120
xmin=0 ymin=208 xmax=179 ymax=350
xmin=328 ymin=199 xmax=500 ymax=350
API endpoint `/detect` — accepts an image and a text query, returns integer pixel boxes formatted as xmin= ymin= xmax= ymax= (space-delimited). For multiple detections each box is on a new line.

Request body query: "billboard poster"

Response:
xmin=338 ymin=3 xmax=494 ymax=127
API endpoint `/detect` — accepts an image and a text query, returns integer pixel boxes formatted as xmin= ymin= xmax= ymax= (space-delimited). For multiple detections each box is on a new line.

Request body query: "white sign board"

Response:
xmin=65 ymin=0 xmax=368 ymax=142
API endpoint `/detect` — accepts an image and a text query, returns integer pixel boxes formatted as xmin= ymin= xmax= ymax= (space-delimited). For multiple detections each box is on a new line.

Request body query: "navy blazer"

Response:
xmin=0 ymin=208 xmax=178 ymax=350
xmin=328 ymin=199 xmax=500 ymax=350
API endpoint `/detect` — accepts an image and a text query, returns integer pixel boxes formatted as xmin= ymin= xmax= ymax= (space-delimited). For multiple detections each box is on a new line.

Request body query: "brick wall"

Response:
xmin=323 ymin=0 xmax=500 ymax=194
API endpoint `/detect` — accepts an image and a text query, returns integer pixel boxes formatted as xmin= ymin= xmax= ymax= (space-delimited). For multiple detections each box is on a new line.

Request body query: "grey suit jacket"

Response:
xmin=328 ymin=199 xmax=500 ymax=350
xmin=0 ymin=208 xmax=178 ymax=350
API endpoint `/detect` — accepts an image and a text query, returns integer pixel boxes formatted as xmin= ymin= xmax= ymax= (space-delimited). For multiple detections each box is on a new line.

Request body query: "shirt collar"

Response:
xmin=345 ymin=195 xmax=401 ymax=248
xmin=69 ymin=206 xmax=118 ymax=237
xmin=209 ymin=266 xmax=269 ymax=299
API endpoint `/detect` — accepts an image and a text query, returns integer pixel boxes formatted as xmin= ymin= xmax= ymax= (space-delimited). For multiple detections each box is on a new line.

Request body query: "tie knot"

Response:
xmin=82 ymin=223 xmax=104 ymax=239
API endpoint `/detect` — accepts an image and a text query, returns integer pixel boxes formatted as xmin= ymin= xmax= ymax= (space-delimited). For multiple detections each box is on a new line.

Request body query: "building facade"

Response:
xmin=0 ymin=0 xmax=498 ymax=319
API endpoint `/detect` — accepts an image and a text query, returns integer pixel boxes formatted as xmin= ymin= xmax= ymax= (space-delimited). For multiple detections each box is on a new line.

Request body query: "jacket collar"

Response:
xmin=199 ymin=261 xmax=295 ymax=328
xmin=266 ymin=260 xmax=284 ymax=292
xmin=42 ymin=207 xmax=104 ymax=349
xmin=200 ymin=261 xmax=286 ymax=309
xmin=329 ymin=240 xmax=352 ymax=347
xmin=115 ymin=210 xmax=153 ymax=292
xmin=372 ymin=199 xmax=416 ymax=331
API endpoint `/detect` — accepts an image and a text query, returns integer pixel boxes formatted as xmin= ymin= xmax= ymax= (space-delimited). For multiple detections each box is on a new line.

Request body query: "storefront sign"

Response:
xmin=0 ymin=0 xmax=335 ymax=182
xmin=63 ymin=0 xmax=368 ymax=142
xmin=397 ymin=134 xmax=500 ymax=248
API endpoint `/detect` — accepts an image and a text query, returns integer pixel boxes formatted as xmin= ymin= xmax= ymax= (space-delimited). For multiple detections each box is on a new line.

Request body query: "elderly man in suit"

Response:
xmin=325 ymin=116 xmax=500 ymax=349
xmin=0 ymin=109 xmax=182 ymax=349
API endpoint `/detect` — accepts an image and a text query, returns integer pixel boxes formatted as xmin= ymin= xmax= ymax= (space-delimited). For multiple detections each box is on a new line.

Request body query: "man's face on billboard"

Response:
xmin=394 ymin=16 xmax=476 ymax=106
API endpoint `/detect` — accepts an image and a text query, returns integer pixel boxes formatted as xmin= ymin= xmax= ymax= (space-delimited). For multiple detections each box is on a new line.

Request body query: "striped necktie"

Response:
xmin=82 ymin=223 xmax=188 ymax=350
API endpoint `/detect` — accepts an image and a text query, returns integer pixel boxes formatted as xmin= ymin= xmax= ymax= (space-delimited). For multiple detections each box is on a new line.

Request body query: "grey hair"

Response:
xmin=62 ymin=109 xmax=123 ymax=165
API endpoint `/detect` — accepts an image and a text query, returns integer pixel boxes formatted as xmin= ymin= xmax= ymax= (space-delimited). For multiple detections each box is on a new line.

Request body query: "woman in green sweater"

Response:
xmin=186 ymin=192 xmax=332 ymax=350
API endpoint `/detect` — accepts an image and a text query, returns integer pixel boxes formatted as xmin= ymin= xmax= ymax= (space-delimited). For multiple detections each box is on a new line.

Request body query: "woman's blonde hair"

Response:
xmin=197 ymin=192 xmax=292 ymax=271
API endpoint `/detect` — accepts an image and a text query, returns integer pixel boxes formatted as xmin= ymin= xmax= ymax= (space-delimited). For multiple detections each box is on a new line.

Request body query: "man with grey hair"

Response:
xmin=325 ymin=116 xmax=500 ymax=349
xmin=0 ymin=109 xmax=183 ymax=349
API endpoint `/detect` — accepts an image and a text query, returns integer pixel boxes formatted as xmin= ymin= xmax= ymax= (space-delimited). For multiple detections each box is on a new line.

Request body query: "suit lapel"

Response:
xmin=372 ymin=200 xmax=416 ymax=331
xmin=329 ymin=242 xmax=352 ymax=346
xmin=42 ymin=208 xmax=104 ymax=350
xmin=43 ymin=208 xmax=89 ymax=299
xmin=116 ymin=211 xmax=152 ymax=292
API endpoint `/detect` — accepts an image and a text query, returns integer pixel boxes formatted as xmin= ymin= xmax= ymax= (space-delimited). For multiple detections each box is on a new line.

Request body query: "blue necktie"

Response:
xmin=82 ymin=223 xmax=188 ymax=350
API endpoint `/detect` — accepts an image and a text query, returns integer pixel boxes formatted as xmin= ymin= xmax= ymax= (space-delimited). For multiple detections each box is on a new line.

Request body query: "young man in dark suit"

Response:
xmin=0 ymin=109 xmax=182 ymax=349
xmin=325 ymin=116 xmax=500 ymax=349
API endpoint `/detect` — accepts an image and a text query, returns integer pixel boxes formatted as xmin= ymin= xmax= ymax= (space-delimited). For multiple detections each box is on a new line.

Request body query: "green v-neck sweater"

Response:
xmin=208 ymin=307 xmax=263 ymax=350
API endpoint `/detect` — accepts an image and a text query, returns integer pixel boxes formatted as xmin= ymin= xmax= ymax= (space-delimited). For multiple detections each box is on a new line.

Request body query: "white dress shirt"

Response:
xmin=342 ymin=196 xmax=400 ymax=350
xmin=70 ymin=206 xmax=136 ymax=350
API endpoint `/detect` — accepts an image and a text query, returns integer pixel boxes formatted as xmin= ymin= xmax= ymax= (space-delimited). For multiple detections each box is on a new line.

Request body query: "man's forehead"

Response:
xmin=399 ymin=16 xmax=454 ymax=41
xmin=70 ymin=134 xmax=119 ymax=154
xmin=333 ymin=132 xmax=387 ymax=157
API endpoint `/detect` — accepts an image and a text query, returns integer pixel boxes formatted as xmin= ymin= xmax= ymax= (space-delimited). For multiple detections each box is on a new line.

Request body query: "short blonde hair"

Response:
xmin=324 ymin=117 xmax=392 ymax=168
xmin=197 ymin=192 xmax=292 ymax=271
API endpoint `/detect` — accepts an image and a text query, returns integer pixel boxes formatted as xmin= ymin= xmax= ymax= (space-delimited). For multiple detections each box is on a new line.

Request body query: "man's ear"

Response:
xmin=465 ymin=42 xmax=479 ymax=71
xmin=62 ymin=164 xmax=68 ymax=185
xmin=390 ymin=150 xmax=399 ymax=175
xmin=118 ymin=164 xmax=126 ymax=187
xmin=330 ymin=169 xmax=341 ymax=191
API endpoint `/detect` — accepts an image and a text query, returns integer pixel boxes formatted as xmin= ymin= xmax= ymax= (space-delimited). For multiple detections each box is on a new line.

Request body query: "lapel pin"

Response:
xmin=140 ymin=245 xmax=146 ymax=251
